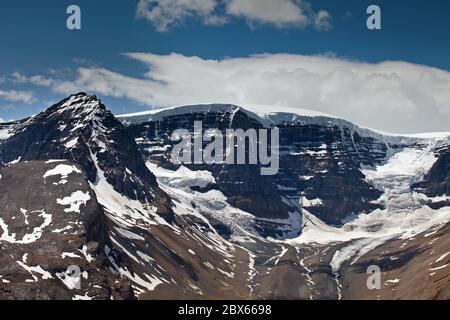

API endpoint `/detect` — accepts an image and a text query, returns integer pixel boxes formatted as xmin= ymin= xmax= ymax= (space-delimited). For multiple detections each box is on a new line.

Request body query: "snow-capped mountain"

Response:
xmin=0 ymin=93 xmax=449 ymax=300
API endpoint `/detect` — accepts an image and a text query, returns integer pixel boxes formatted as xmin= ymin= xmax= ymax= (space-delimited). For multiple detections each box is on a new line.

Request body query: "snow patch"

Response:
xmin=0 ymin=128 xmax=13 ymax=140
xmin=17 ymin=261 xmax=53 ymax=282
xmin=146 ymin=162 xmax=215 ymax=189
xmin=435 ymin=252 xmax=450 ymax=263
xmin=0 ymin=210 xmax=52 ymax=244
xmin=57 ymin=191 xmax=91 ymax=213
xmin=44 ymin=164 xmax=81 ymax=184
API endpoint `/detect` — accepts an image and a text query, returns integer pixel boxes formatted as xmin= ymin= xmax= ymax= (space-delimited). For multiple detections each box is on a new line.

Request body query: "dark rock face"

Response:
xmin=273 ymin=122 xmax=385 ymax=226
xmin=0 ymin=93 xmax=173 ymax=223
xmin=0 ymin=161 xmax=117 ymax=300
xmin=413 ymin=145 xmax=450 ymax=209
xmin=127 ymin=108 xmax=292 ymax=227
xmin=124 ymin=105 xmax=387 ymax=230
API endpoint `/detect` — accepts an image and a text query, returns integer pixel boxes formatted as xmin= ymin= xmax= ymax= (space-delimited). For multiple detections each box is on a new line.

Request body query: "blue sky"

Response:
xmin=1 ymin=0 xmax=450 ymax=133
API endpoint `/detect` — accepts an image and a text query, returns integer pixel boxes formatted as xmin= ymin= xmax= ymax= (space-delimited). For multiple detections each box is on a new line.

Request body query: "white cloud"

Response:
xmin=21 ymin=53 xmax=450 ymax=133
xmin=314 ymin=10 xmax=332 ymax=31
xmin=0 ymin=89 xmax=35 ymax=104
xmin=136 ymin=0 xmax=226 ymax=32
xmin=51 ymin=67 xmax=158 ymax=106
xmin=226 ymin=0 xmax=308 ymax=27
xmin=137 ymin=0 xmax=332 ymax=31
xmin=12 ymin=72 xmax=54 ymax=87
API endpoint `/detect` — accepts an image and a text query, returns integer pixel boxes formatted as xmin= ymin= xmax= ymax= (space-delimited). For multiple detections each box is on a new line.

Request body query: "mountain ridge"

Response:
xmin=117 ymin=103 xmax=450 ymax=140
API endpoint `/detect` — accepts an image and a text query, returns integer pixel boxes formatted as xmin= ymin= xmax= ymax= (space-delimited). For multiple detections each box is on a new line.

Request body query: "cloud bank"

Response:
xmin=136 ymin=0 xmax=332 ymax=32
xmin=14 ymin=53 xmax=450 ymax=133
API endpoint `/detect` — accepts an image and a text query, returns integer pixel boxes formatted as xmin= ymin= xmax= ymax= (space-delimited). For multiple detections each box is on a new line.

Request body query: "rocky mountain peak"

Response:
xmin=0 ymin=94 xmax=175 ymax=223
xmin=42 ymin=92 xmax=106 ymax=119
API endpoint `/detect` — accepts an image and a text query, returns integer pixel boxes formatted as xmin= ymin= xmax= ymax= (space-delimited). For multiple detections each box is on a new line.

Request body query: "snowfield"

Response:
xmin=0 ymin=128 xmax=14 ymax=140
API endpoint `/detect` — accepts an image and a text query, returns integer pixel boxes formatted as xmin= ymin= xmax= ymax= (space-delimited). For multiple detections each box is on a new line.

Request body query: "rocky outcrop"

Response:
xmin=413 ymin=145 xmax=450 ymax=209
